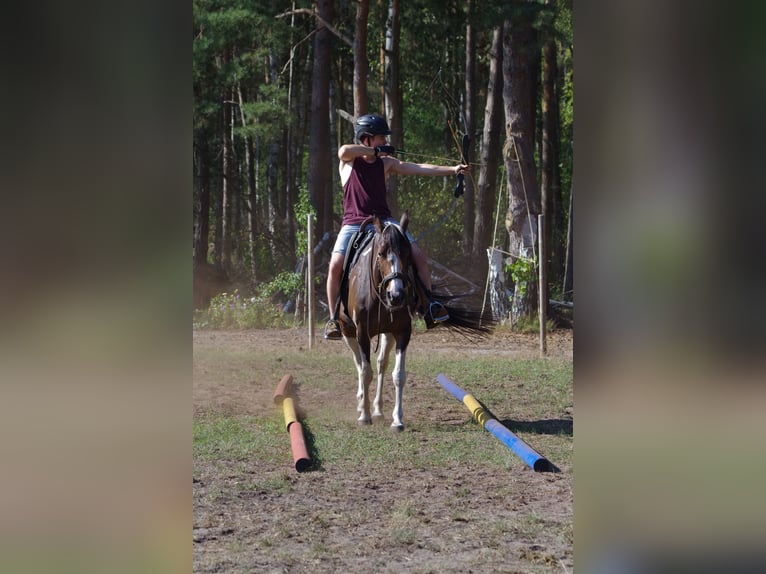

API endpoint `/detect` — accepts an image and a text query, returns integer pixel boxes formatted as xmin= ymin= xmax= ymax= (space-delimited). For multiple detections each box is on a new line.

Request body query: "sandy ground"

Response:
xmin=194 ymin=327 xmax=573 ymax=573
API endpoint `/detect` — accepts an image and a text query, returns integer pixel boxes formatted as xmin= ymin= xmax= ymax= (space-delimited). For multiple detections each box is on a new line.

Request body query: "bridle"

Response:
xmin=371 ymin=223 xmax=413 ymax=313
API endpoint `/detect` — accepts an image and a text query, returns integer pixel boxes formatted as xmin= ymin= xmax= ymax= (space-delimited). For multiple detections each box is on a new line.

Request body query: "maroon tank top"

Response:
xmin=341 ymin=157 xmax=391 ymax=226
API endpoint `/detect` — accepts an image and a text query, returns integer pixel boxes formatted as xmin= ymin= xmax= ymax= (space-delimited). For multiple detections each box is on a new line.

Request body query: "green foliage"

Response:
xmin=558 ymin=59 xmax=574 ymax=199
xmin=194 ymin=279 xmax=299 ymax=329
xmin=507 ymin=256 xmax=537 ymax=299
xmin=293 ymin=186 xmax=316 ymax=260
xmin=555 ymin=0 xmax=574 ymax=217
xmin=238 ymin=82 xmax=289 ymax=141
xmin=548 ymin=281 xmax=565 ymax=303
xmin=193 ymin=0 xmax=293 ymax=139
xmin=262 ymin=271 xmax=302 ymax=300
xmin=193 ymin=0 xmax=574 ymax=294
xmin=511 ymin=315 xmax=557 ymax=335
xmin=195 ymin=290 xmax=278 ymax=329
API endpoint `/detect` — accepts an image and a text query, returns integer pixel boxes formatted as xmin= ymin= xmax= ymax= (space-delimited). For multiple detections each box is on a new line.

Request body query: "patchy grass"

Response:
xmin=194 ymin=329 xmax=573 ymax=573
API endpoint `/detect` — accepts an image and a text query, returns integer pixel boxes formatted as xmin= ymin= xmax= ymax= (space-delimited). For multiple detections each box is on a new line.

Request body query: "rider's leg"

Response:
xmin=326 ymin=252 xmax=344 ymax=318
xmin=324 ymin=252 xmax=345 ymax=339
xmin=324 ymin=224 xmax=359 ymax=339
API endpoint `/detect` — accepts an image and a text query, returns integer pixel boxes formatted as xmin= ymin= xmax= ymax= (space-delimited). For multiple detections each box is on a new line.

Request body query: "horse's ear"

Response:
xmin=400 ymin=211 xmax=409 ymax=233
xmin=373 ymin=215 xmax=383 ymax=233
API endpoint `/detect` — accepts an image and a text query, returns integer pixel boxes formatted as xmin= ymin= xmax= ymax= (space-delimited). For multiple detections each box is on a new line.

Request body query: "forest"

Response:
xmin=193 ymin=0 xmax=573 ymax=325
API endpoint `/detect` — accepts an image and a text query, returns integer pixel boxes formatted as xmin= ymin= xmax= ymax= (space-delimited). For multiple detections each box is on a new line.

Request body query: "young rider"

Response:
xmin=324 ymin=113 xmax=470 ymax=339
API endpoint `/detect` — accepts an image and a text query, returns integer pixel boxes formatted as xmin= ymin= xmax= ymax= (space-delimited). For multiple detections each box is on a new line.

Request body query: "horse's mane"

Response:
xmin=381 ymin=222 xmax=411 ymax=255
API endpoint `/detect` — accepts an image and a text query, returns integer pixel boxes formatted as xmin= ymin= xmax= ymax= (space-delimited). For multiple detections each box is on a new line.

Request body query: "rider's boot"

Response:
xmin=324 ymin=317 xmax=342 ymax=340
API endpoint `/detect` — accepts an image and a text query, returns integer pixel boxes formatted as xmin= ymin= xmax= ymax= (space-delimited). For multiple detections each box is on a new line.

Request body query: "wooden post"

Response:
xmin=307 ymin=214 xmax=314 ymax=349
xmin=538 ymin=214 xmax=547 ymax=356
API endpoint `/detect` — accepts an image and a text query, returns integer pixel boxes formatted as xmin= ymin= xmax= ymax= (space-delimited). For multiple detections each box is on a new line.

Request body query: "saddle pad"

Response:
xmin=343 ymin=226 xmax=376 ymax=278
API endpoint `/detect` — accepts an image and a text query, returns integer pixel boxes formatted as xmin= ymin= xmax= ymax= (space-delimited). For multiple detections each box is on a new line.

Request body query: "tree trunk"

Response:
xmin=220 ymin=76 xmax=234 ymax=273
xmin=353 ymin=0 xmax=369 ymax=118
xmin=541 ymin=31 xmax=561 ymax=284
xmin=213 ymin=144 xmax=224 ymax=272
xmin=232 ymin=148 xmax=243 ymax=266
xmin=193 ymin=137 xmax=211 ymax=267
xmin=308 ymin=0 xmax=334 ymax=237
xmin=236 ymin=82 xmax=258 ymax=280
xmin=246 ymin=133 xmax=257 ymax=279
xmin=472 ymin=25 xmax=504 ymax=274
xmin=502 ymin=12 xmax=540 ymax=322
xmin=267 ymin=53 xmax=280 ymax=254
xmin=462 ymin=0 xmax=476 ymax=262
xmin=267 ymin=138 xmax=278 ymax=244
xmin=384 ymin=0 xmax=402 ymax=214
xmin=285 ymin=5 xmax=301 ymax=259
xmin=488 ymin=247 xmax=509 ymax=322
xmin=280 ymin=127 xmax=295 ymax=264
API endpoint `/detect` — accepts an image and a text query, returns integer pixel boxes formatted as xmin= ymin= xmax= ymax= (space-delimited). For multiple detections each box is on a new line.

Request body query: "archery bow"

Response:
xmin=454 ymin=133 xmax=470 ymax=197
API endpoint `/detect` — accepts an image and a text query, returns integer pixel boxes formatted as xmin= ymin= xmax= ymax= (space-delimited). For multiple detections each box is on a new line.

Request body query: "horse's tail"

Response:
xmin=430 ymin=290 xmax=496 ymax=339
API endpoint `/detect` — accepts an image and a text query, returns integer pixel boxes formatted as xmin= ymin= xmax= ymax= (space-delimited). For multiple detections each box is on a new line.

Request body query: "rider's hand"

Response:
xmin=374 ymin=145 xmax=396 ymax=157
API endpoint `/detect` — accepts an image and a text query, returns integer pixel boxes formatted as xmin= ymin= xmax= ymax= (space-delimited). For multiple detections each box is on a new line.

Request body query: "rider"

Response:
xmin=324 ymin=113 xmax=470 ymax=340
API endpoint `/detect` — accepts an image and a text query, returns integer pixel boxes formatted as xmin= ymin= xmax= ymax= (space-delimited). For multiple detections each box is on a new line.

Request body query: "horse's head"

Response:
xmin=373 ymin=212 xmax=413 ymax=310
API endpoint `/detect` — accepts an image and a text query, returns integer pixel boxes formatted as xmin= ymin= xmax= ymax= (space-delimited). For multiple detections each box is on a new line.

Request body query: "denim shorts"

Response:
xmin=332 ymin=218 xmax=416 ymax=255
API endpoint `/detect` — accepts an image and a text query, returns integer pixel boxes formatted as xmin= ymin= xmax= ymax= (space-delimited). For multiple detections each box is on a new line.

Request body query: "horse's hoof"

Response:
xmin=372 ymin=413 xmax=384 ymax=420
xmin=357 ymin=419 xmax=372 ymax=426
xmin=390 ymin=423 xmax=404 ymax=432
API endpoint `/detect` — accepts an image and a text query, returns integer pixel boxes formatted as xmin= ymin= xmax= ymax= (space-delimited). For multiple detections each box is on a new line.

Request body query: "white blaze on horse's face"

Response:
xmin=378 ymin=250 xmax=401 ymax=300
xmin=386 ymin=251 xmax=404 ymax=303
xmin=378 ymin=223 xmax=408 ymax=308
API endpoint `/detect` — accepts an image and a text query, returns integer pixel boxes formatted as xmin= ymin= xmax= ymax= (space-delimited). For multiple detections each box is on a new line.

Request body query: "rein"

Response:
xmin=364 ymin=223 xmax=414 ymax=355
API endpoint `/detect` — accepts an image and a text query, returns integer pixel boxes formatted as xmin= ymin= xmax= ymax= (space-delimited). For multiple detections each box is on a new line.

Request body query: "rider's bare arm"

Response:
xmin=338 ymin=144 xmax=376 ymax=162
xmin=385 ymin=157 xmax=469 ymax=177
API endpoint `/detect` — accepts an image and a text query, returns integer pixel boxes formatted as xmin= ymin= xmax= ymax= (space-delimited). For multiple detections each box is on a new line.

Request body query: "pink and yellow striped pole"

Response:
xmin=273 ymin=374 xmax=311 ymax=472
xmin=273 ymin=374 xmax=293 ymax=404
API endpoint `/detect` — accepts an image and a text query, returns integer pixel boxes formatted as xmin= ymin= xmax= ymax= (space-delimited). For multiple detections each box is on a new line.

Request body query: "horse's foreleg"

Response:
xmin=346 ymin=336 xmax=373 ymax=424
xmin=374 ymin=334 xmax=394 ymax=419
xmin=390 ymin=346 xmax=406 ymax=430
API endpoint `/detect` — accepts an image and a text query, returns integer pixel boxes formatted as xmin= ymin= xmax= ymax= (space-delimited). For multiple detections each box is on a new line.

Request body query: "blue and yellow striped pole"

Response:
xmin=437 ymin=374 xmax=555 ymax=472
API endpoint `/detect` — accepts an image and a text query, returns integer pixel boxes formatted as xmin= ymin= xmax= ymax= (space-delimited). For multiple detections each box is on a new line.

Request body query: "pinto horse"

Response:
xmin=336 ymin=212 xmax=491 ymax=430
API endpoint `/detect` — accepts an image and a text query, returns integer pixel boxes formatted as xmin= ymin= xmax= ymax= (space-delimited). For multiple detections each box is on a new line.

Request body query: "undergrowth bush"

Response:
xmin=511 ymin=315 xmax=557 ymax=334
xmin=194 ymin=272 xmax=302 ymax=329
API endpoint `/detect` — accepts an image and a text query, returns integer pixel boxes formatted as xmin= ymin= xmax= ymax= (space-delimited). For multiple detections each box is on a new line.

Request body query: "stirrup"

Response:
xmin=323 ymin=319 xmax=342 ymax=340
xmin=428 ymin=301 xmax=449 ymax=324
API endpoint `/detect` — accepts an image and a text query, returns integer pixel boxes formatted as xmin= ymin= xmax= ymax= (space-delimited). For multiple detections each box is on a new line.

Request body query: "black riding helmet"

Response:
xmin=355 ymin=114 xmax=391 ymax=143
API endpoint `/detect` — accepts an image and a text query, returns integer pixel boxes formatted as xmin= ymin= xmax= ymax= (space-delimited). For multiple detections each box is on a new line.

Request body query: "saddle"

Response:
xmin=342 ymin=218 xmax=376 ymax=282
xmin=336 ymin=218 xmax=376 ymax=317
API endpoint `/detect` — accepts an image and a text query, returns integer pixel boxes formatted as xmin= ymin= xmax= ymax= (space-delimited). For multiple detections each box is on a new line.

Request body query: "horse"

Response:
xmin=336 ymin=212 xmax=491 ymax=430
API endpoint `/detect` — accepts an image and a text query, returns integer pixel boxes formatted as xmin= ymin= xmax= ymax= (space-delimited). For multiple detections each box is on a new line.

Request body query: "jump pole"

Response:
xmin=437 ymin=374 xmax=556 ymax=472
xmin=273 ymin=374 xmax=293 ymax=404
xmin=273 ymin=374 xmax=311 ymax=472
